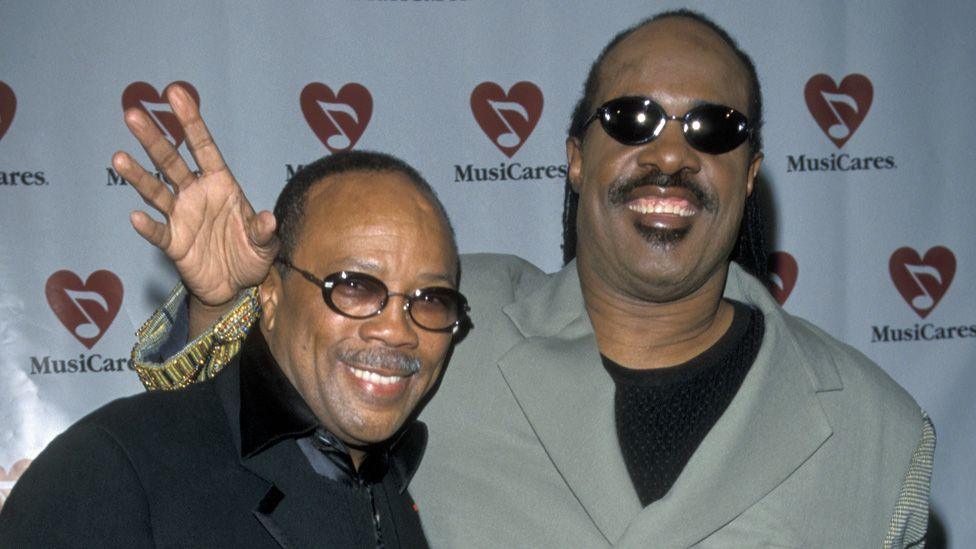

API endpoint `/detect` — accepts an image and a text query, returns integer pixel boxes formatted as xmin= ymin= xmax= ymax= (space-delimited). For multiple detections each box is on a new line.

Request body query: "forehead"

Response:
xmin=597 ymin=17 xmax=750 ymax=111
xmin=295 ymin=170 xmax=455 ymax=275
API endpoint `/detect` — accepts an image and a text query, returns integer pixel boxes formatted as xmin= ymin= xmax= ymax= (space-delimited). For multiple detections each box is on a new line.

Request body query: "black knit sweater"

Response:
xmin=602 ymin=300 xmax=765 ymax=506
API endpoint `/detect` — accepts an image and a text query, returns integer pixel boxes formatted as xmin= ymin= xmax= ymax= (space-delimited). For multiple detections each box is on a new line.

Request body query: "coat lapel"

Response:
xmin=497 ymin=263 xmax=641 ymax=544
xmin=242 ymin=441 xmax=350 ymax=549
xmin=214 ymin=357 xmax=344 ymax=549
xmin=498 ymin=262 xmax=838 ymax=547
xmin=615 ymin=269 xmax=836 ymax=546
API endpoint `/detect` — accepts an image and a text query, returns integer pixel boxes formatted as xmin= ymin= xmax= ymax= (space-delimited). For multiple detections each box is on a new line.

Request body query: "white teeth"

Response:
xmin=628 ymin=202 xmax=695 ymax=217
xmin=349 ymin=367 xmax=401 ymax=385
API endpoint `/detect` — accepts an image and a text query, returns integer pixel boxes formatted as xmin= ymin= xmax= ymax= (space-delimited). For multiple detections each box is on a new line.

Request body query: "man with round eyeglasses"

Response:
xmin=0 ymin=151 xmax=463 ymax=548
xmin=4 ymin=8 xmax=933 ymax=549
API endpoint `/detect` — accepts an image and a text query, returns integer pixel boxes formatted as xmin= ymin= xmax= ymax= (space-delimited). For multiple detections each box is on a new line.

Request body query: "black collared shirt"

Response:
xmin=237 ymin=328 xmax=429 ymax=548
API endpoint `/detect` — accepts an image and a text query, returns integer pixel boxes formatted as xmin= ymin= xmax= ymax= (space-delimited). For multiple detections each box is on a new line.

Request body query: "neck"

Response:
xmin=348 ymin=448 xmax=366 ymax=470
xmin=579 ymin=262 xmax=734 ymax=370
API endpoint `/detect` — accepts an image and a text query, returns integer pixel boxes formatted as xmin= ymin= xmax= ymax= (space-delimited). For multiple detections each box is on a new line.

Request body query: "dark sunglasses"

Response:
xmin=276 ymin=258 xmax=469 ymax=333
xmin=584 ymin=96 xmax=751 ymax=154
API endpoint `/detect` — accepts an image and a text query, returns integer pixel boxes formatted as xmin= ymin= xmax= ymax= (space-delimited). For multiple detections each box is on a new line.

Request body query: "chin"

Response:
xmin=633 ymin=224 xmax=690 ymax=248
xmin=346 ymin=416 xmax=407 ymax=446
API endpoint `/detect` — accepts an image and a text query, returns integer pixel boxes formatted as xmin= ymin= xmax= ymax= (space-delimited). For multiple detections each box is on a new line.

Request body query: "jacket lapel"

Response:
xmin=498 ymin=262 xmax=838 ymax=547
xmin=242 ymin=441 xmax=349 ymax=549
xmin=616 ymin=268 xmax=836 ymax=546
xmin=214 ymin=355 xmax=341 ymax=548
xmin=497 ymin=262 xmax=641 ymax=544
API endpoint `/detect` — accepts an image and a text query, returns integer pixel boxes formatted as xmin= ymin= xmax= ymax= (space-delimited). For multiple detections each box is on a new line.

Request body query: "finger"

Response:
xmin=247 ymin=210 xmax=279 ymax=251
xmin=123 ymin=108 xmax=195 ymax=190
xmin=113 ymin=151 xmax=175 ymax=215
xmin=167 ymin=85 xmax=228 ymax=177
xmin=130 ymin=210 xmax=172 ymax=250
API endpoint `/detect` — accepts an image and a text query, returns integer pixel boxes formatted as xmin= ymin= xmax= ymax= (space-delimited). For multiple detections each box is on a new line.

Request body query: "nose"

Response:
xmin=357 ymin=295 xmax=420 ymax=349
xmin=635 ymin=118 xmax=702 ymax=175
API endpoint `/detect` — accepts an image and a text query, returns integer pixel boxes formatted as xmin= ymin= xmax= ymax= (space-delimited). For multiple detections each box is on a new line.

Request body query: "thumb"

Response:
xmin=130 ymin=210 xmax=171 ymax=251
xmin=247 ymin=210 xmax=279 ymax=255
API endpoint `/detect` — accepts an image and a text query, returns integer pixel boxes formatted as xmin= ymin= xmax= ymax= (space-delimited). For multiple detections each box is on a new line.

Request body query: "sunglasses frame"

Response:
xmin=276 ymin=258 xmax=469 ymax=334
xmin=583 ymin=96 xmax=751 ymax=154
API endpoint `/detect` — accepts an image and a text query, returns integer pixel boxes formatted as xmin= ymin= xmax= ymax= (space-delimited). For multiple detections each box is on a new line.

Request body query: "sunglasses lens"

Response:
xmin=325 ymin=273 xmax=387 ymax=318
xmin=410 ymin=288 xmax=463 ymax=331
xmin=684 ymin=105 xmax=749 ymax=154
xmin=600 ymin=97 xmax=664 ymax=145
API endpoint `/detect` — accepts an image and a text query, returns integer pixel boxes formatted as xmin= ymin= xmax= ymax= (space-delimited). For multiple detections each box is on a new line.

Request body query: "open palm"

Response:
xmin=113 ymin=85 xmax=277 ymax=307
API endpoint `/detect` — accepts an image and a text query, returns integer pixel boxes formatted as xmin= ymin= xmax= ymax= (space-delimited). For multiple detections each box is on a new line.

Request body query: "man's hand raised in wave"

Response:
xmin=112 ymin=84 xmax=277 ymax=337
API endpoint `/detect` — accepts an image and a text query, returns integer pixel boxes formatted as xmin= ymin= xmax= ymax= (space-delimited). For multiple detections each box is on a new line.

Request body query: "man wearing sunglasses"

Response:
xmin=0 ymin=150 xmax=465 ymax=547
xmin=16 ymin=9 xmax=931 ymax=549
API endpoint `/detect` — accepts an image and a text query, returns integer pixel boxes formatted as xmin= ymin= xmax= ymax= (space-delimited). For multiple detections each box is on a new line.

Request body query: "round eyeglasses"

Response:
xmin=276 ymin=258 xmax=469 ymax=333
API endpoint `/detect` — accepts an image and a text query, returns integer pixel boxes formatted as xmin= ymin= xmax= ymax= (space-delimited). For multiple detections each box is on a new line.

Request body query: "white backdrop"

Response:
xmin=1 ymin=1 xmax=973 ymax=545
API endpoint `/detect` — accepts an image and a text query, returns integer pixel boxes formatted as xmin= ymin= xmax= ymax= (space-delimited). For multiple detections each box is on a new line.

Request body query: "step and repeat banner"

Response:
xmin=1 ymin=0 xmax=973 ymax=545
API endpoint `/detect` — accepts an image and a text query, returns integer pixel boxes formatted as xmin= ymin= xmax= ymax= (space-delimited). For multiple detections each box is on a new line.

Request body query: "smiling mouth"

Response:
xmin=624 ymin=194 xmax=696 ymax=247
xmin=626 ymin=197 xmax=697 ymax=217
xmin=347 ymin=365 xmax=410 ymax=386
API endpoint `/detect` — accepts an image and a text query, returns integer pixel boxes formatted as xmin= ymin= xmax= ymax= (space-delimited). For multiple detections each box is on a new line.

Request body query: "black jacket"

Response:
xmin=0 ymin=330 xmax=429 ymax=548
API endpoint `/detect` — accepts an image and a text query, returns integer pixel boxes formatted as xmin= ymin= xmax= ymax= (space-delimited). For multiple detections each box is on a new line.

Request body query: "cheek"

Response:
xmin=417 ymin=337 xmax=451 ymax=381
xmin=583 ymin=143 xmax=628 ymax=184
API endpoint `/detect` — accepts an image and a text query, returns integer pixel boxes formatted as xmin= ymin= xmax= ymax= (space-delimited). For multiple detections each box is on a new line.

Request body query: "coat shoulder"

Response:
xmin=784 ymin=312 xmax=922 ymax=422
xmin=458 ymin=253 xmax=549 ymax=303
xmin=80 ymin=379 xmax=225 ymax=441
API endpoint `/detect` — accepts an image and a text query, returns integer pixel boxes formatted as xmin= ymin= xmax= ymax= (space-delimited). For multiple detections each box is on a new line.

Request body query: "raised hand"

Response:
xmin=113 ymin=85 xmax=278 ymax=310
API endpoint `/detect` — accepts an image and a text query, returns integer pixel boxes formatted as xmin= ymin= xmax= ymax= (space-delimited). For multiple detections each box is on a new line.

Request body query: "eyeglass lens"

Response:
xmin=598 ymin=97 xmax=748 ymax=154
xmin=325 ymin=272 xmax=462 ymax=331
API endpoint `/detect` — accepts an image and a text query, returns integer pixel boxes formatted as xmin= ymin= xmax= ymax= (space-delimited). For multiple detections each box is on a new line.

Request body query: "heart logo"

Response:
xmin=122 ymin=81 xmax=200 ymax=149
xmin=0 ymin=81 xmax=15 ymax=143
xmin=470 ymin=81 xmax=544 ymax=158
xmin=300 ymin=83 xmax=373 ymax=153
xmin=45 ymin=270 xmax=124 ymax=349
xmin=0 ymin=459 xmax=32 ymax=513
xmin=767 ymin=251 xmax=798 ymax=305
xmin=804 ymin=74 xmax=873 ymax=149
xmin=889 ymin=246 xmax=955 ymax=319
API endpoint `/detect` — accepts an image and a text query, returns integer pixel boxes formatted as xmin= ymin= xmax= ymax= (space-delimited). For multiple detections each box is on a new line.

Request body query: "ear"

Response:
xmin=566 ymin=137 xmax=584 ymax=194
xmin=258 ymin=269 xmax=282 ymax=333
xmin=746 ymin=152 xmax=763 ymax=196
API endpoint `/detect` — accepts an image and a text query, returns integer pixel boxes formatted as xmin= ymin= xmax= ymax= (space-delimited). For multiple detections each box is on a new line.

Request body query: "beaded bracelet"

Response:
xmin=132 ymin=287 xmax=261 ymax=391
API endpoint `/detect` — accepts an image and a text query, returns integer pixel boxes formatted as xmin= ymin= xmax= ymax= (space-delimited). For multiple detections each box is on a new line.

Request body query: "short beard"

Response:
xmin=633 ymin=224 xmax=690 ymax=248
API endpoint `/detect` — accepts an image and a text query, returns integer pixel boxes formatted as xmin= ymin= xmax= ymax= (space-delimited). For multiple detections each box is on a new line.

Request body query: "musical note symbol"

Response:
xmin=905 ymin=263 xmax=942 ymax=310
xmin=819 ymin=91 xmax=859 ymax=140
xmin=316 ymin=100 xmax=359 ymax=150
xmin=139 ymin=99 xmax=177 ymax=141
xmin=488 ymin=100 xmax=529 ymax=148
xmin=64 ymin=289 xmax=109 ymax=339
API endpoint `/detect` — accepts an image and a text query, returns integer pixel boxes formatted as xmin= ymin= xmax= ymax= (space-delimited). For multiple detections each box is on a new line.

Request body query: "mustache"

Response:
xmin=607 ymin=171 xmax=717 ymax=213
xmin=335 ymin=346 xmax=421 ymax=375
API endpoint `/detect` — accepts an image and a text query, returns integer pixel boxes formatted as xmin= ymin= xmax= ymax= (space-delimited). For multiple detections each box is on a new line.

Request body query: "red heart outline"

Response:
xmin=45 ymin=270 xmax=124 ymax=349
xmin=121 ymin=81 xmax=200 ymax=148
xmin=470 ymin=81 xmax=544 ymax=158
xmin=889 ymin=246 xmax=955 ymax=319
xmin=300 ymin=83 xmax=373 ymax=153
xmin=0 ymin=459 xmax=32 ymax=513
xmin=767 ymin=251 xmax=798 ymax=305
xmin=0 ymin=81 xmax=15 ymax=142
xmin=804 ymin=74 xmax=873 ymax=149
